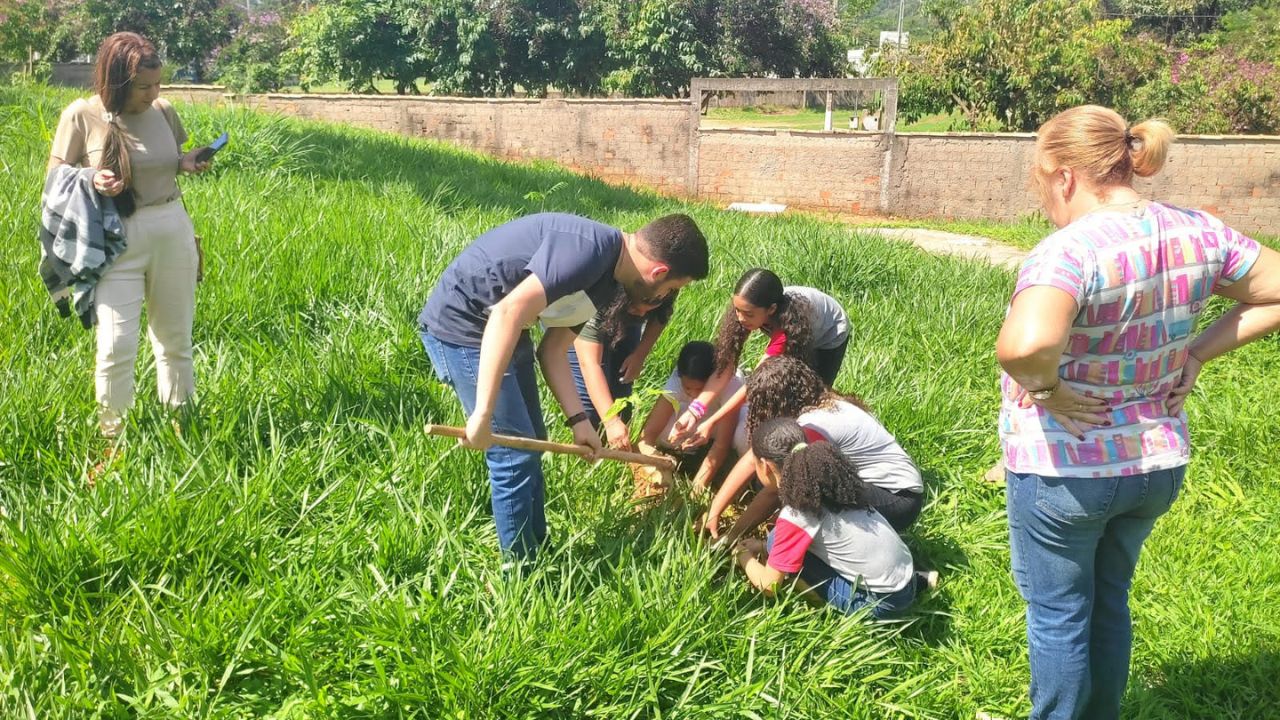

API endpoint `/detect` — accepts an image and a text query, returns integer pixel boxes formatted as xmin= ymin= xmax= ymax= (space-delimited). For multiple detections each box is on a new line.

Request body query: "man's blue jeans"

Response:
xmin=1007 ymin=466 xmax=1185 ymax=720
xmin=422 ymin=330 xmax=548 ymax=559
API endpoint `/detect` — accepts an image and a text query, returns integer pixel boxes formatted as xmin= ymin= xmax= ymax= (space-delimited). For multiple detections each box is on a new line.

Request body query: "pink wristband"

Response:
xmin=688 ymin=400 xmax=707 ymax=419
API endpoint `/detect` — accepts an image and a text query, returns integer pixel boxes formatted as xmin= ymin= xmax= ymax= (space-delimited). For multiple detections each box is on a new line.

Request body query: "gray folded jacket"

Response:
xmin=38 ymin=165 xmax=127 ymax=329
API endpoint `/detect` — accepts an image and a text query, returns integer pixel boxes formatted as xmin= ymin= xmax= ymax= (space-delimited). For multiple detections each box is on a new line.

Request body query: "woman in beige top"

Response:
xmin=48 ymin=31 xmax=212 ymax=437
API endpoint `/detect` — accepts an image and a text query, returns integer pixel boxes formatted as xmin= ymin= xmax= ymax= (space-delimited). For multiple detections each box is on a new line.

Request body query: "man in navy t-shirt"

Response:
xmin=420 ymin=212 xmax=709 ymax=560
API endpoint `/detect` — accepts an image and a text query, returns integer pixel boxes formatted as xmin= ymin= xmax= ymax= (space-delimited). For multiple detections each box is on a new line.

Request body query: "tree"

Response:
xmin=410 ymin=0 xmax=609 ymax=97
xmin=212 ymin=10 xmax=293 ymax=92
xmin=602 ymin=0 xmax=720 ymax=97
xmin=885 ymin=0 xmax=1166 ymax=131
xmin=285 ymin=0 xmax=425 ymax=93
xmin=1100 ymin=0 xmax=1255 ymax=42
xmin=77 ymin=0 xmax=239 ymax=80
xmin=718 ymin=0 xmax=845 ymax=77
xmin=0 ymin=0 xmax=82 ymax=66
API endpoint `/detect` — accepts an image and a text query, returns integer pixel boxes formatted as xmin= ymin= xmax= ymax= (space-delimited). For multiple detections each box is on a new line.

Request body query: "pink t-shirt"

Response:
xmin=1000 ymin=203 xmax=1260 ymax=477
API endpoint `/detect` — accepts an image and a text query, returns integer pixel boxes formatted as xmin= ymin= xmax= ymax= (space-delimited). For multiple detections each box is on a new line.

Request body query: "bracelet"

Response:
xmin=565 ymin=412 xmax=590 ymax=428
xmin=688 ymin=400 xmax=708 ymax=419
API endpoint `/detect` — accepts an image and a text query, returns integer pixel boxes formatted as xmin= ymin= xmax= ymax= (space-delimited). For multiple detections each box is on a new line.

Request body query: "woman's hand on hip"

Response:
xmin=1165 ymin=354 xmax=1203 ymax=417
xmin=1016 ymin=381 xmax=1110 ymax=440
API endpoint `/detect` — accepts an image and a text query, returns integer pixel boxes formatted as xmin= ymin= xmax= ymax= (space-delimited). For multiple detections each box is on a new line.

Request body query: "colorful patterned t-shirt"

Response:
xmin=1000 ymin=203 xmax=1260 ymax=478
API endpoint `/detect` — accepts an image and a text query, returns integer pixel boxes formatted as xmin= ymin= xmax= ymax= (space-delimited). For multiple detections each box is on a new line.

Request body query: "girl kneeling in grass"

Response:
xmin=705 ymin=355 xmax=924 ymax=541
xmin=733 ymin=418 xmax=934 ymax=618
xmin=670 ymin=268 xmax=849 ymax=449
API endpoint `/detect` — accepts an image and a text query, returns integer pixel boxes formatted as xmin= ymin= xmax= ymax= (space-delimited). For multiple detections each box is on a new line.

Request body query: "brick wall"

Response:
xmin=704 ymin=129 xmax=1280 ymax=236
xmin=236 ymin=94 xmax=692 ymax=194
xmin=697 ymin=130 xmax=887 ymax=215
xmin=163 ymin=85 xmax=231 ymax=105
xmin=170 ymin=89 xmax=1280 ymax=236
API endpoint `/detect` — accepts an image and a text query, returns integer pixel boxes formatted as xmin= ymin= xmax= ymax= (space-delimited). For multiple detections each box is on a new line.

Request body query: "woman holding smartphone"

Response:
xmin=47 ymin=31 xmax=212 ymax=437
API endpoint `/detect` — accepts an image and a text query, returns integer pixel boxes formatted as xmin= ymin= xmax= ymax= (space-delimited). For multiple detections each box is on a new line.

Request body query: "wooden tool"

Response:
xmin=424 ymin=423 xmax=677 ymax=472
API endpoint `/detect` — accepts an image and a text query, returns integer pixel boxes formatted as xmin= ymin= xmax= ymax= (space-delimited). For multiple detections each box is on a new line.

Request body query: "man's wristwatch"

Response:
xmin=1027 ymin=380 xmax=1061 ymax=401
xmin=565 ymin=412 xmax=590 ymax=428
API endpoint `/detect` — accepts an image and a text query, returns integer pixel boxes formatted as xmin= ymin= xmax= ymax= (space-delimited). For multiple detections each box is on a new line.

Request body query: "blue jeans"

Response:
xmin=1007 ymin=467 xmax=1186 ymax=720
xmin=566 ymin=323 xmax=642 ymax=427
xmin=421 ymin=330 xmax=548 ymax=559
xmin=766 ymin=530 xmax=917 ymax=619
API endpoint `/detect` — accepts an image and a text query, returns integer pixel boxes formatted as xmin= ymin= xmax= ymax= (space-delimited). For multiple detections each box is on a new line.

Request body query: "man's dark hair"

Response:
xmin=676 ymin=341 xmax=716 ymax=382
xmin=637 ymin=214 xmax=709 ymax=280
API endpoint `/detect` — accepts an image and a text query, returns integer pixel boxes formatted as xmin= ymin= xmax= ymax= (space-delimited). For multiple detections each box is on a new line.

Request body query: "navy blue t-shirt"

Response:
xmin=419 ymin=213 xmax=624 ymax=347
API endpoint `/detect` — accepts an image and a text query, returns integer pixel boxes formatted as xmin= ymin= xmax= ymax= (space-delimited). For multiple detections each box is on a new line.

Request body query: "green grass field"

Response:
xmin=3 ymin=83 xmax=1279 ymax=718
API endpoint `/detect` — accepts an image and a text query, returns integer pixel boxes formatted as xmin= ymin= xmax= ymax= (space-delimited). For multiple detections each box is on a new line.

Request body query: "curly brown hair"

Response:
xmin=595 ymin=286 xmax=678 ymax=344
xmin=751 ymin=417 xmax=867 ymax=515
xmin=745 ymin=355 xmax=866 ymax=439
xmin=713 ymin=269 xmax=814 ymax=374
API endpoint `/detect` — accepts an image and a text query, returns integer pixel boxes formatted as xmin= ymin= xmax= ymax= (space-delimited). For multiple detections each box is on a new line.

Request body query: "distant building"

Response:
xmin=847 ymin=31 xmax=910 ymax=76
xmin=878 ymin=31 xmax=909 ymax=49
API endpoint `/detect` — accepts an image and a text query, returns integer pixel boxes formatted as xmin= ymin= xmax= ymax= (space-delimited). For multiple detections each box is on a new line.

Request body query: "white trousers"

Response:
xmin=94 ymin=200 xmax=198 ymax=436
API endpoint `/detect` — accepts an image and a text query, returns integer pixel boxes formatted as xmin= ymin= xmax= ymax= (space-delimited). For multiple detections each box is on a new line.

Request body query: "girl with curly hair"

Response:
xmin=670 ymin=268 xmax=849 ymax=450
xmin=705 ymin=355 xmax=923 ymax=542
xmin=732 ymin=418 xmax=934 ymax=618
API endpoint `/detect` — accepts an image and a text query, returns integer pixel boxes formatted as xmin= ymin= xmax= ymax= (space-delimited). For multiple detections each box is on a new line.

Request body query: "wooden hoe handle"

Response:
xmin=425 ymin=423 xmax=677 ymax=472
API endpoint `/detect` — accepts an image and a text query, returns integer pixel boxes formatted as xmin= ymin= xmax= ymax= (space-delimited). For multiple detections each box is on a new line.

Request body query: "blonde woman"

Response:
xmin=48 ymin=32 xmax=211 ymax=437
xmin=996 ymin=105 xmax=1280 ymax=720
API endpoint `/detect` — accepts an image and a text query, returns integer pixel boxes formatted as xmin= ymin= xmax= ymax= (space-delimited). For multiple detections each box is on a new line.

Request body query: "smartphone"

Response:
xmin=194 ymin=131 xmax=229 ymax=163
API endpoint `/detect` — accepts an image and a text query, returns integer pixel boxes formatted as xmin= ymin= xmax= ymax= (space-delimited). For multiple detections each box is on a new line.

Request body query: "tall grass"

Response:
xmin=2 ymin=83 xmax=1278 ymax=718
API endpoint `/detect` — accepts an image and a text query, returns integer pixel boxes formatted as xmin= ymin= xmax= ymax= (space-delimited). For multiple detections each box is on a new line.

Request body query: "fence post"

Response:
xmin=688 ymin=78 xmax=705 ymax=197
xmin=824 ymin=91 xmax=833 ymax=132
xmin=879 ymin=79 xmax=900 ymax=215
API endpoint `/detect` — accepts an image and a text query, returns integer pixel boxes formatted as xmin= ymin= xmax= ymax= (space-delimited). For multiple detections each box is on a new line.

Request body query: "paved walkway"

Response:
xmin=858 ymin=227 xmax=1027 ymax=270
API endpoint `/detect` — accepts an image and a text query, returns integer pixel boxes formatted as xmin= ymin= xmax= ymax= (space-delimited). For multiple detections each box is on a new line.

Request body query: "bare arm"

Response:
xmin=670 ymin=366 xmax=736 ymax=442
xmin=996 ymin=285 xmax=1108 ymax=438
xmin=693 ymin=384 xmax=747 ymax=443
xmin=723 ymin=486 xmax=780 ymax=546
xmin=691 ymin=405 xmax=739 ymax=492
xmin=703 ymin=451 xmax=758 ymax=539
xmin=538 ymin=326 xmax=604 ymax=455
xmin=1169 ymin=246 xmax=1280 ymax=414
xmin=1188 ymin=246 xmax=1280 ymax=363
xmin=996 ymin=286 xmax=1078 ymax=392
xmin=619 ymin=320 xmax=666 ymax=383
xmin=571 ymin=334 xmax=632 ymax=449
xmin=465 ymin=275 xmax=549 ymax=448
xmin=572 ymin=335 xmax=615 ymax=420
xmin=736 ymin=540 xmax=784 ymax=596
xmin=641 ymin=396 xmax=675 ymax=447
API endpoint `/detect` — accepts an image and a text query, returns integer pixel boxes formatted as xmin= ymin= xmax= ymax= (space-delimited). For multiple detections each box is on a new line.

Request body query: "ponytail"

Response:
xmin=1129 ymin=119 xmax=1173 ymax=178
xmin=1033 ymin=105 xmax=1175 ymax=194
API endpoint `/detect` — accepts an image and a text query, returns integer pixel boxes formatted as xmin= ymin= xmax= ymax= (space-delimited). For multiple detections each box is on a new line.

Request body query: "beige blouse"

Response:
xmin=50 ymin=95 xmax=188 ymax=208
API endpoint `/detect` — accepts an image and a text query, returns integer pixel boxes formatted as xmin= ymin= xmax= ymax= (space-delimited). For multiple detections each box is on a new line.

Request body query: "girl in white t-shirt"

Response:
xmin=640 ymin=341 xmax=749 ymax=492
xmin=734 ymin=418 xmax=934 ymax=618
